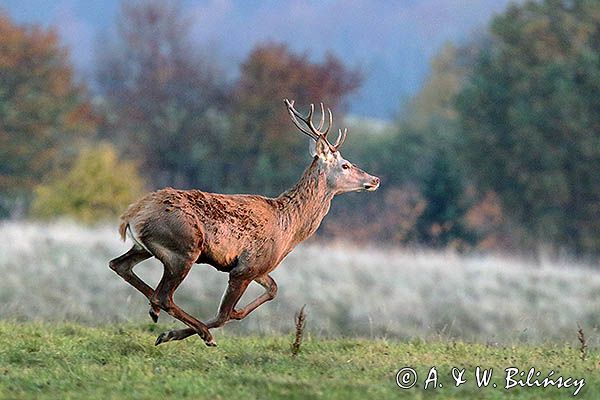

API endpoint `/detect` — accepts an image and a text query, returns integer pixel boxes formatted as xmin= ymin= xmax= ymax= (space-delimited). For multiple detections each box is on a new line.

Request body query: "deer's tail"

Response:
xmin=118 ymin=218 xmax=128 ymax=242
xmin=118 ymin=206 xmax=135 ymax=241
xmin=118 ymin=195 xmax=150 ymax=242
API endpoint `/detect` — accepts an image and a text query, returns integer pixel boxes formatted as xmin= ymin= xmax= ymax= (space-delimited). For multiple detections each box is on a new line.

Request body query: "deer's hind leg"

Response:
xmin=109 ymin=245 xmax=155 ymax=305
xmin=150 ymin=247 xmax=215 ymax=347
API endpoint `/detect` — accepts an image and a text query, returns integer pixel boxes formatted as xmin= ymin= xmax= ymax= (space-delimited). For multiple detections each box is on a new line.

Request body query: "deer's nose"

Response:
xmin=364 ymin=177 xmax=380 ymax=191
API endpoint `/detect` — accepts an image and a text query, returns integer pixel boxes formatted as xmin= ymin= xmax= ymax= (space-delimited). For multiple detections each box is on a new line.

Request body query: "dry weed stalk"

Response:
xmin=291 ymin=305 xmax=307 ymax=357
xmin=577 ymin=323 xmax=587 ymax=361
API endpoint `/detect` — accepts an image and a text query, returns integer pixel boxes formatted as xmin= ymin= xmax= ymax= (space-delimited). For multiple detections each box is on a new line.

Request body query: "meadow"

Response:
xmin=1 ymin=221 xmax=599 ymax=399
xmin=0 ymin=221 xmax=598 ymax=344
xmin=0 ymin=322 xmax=597 ymax=399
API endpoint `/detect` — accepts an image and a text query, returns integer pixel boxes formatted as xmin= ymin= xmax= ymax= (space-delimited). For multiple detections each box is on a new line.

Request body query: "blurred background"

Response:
xmin=0 ymin=0 xmax=599 ymax=342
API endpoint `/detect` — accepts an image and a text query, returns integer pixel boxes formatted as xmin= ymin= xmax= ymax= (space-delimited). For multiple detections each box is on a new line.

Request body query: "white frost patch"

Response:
xmin=0 ymin=220 xmax=598 ymax=344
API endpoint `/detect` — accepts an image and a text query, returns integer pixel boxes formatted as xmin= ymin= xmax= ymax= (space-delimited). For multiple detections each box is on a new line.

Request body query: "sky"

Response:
xmin=1 ymin=0 xmax=517 ymax=118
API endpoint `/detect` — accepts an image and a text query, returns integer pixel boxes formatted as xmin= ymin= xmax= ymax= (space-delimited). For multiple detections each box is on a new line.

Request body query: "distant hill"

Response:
xmin=3 ymin=0 xmax=517 ymax=118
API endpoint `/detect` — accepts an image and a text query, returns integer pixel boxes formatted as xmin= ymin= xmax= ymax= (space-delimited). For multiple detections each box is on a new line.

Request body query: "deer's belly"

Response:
xmin=195 ymin=251 xmax=237 ymax=272
xmin=196 ymin=237 xmax=244 ymax=272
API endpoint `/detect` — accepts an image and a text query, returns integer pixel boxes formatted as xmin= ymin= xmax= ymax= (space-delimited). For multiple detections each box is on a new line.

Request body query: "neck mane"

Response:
xmin=274 ymin=157 xmax=334 ymax=245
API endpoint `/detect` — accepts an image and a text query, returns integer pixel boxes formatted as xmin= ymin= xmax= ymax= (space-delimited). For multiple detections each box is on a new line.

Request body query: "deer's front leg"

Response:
xmin=205 ymin=276 xmax=251 ymax=329
xmin=230 ymin=274 xmax=277 ymax=320
xmin=159 ymin=274 xmax=278 ymax=341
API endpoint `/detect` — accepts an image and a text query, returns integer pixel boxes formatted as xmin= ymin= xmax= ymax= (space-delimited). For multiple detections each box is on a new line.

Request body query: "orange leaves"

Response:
xmin=0 ymin=12 xmax=95 ymax=195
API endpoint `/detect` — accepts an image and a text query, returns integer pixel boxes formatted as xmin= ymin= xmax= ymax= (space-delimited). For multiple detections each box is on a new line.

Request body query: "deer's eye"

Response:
xmin=342 ymin=163 xmax=351 ymax=170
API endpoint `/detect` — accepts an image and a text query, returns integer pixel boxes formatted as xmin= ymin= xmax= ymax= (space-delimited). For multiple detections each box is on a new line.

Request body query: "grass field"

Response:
xmin=0 ymin=322 xmax=596 ymax=399
xmin=1 ymin=221 xmax=599 ymax=344
xmin=1 ymin=222 xmax=599 ymax=398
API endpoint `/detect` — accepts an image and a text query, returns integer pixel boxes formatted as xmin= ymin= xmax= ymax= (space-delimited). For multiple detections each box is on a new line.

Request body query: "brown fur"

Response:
xmin=119 ymin=158 xmax=330 ymax=273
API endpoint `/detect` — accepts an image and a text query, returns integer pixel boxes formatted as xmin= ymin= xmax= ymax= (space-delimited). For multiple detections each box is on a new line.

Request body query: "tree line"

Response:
xmin=1 ymin=0 xmax=598 ymax=257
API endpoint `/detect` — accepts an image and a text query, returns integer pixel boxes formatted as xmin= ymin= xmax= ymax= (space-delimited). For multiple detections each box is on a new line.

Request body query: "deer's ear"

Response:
xmin=311 ymin=136 xmax=331 ymax=160
xmin=309 ymin=139 xmax=317 ymax=157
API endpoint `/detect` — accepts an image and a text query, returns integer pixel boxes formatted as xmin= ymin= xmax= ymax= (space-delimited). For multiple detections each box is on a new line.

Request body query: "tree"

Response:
xmin=31 ymin=144 xmax=145 ymax=223
xmin=0 ymin=13 xmax=94 ymax=217
xmin=416 ymin=149 xmax=475 ymax=248
xmin=227 ymin=44 xmax=362 ymax=195
xmin=334 ymin=44 xmax=479 ymax=246
xmin=96 ymin=0 xmax=230 ymax=191
xmin=403 ymin=44 xmax=483 ymax=248
xmin=457 ymin=0 xmax=600 ymax=255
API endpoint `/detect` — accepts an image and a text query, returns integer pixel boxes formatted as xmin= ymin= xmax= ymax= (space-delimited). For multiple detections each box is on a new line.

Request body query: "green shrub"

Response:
xmin=31 ymin=144 xmax=144 ymax=223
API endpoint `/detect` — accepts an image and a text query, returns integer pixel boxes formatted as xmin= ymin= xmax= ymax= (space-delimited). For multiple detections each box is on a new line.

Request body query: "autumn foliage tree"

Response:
xmin=457 ymin=0 xmax=600 ymax=255
xmin=0 ymin=13 xmax=94 ymax=216
xmin=227 ymin=44 xmax=362 ymax=195
xmin=96 ymin=0 xmax=229 ymax=191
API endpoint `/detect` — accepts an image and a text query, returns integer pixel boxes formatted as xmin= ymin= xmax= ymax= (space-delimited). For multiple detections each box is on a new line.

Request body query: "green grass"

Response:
xmin=0 ymin=322 xmax=597 ymax=399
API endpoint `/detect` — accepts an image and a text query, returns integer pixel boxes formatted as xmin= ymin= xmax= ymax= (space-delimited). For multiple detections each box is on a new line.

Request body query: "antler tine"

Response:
xmin=323 ymin=107 xmax=333 ymax=137
xmin=332 ymin=128 xmax=347 ymax=150
xmin=284 ymin=99 xmax=319 ymax=140
xmin=316 ymin=103 xmax=325 ymax=131
xmin=284 ymin=99 xmax=342 ymax=151
xmin=306 ymin=103 xmax=320 ymax=135
xmin=306 ymin=103 xmax=333 ymax=138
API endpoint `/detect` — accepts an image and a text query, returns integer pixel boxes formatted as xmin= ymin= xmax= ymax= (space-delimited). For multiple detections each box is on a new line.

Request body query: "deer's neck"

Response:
xmin=275 ymin=158 xmax=334 ymax=245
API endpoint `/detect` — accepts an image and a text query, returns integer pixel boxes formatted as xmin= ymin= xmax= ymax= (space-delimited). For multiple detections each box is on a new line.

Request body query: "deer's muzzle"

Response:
xmin=363 ymin=177 xmax=380 ymax=191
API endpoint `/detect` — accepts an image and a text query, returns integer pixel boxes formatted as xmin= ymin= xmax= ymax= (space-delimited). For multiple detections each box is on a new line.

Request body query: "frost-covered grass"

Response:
xmin=0 ymin=221 xmax=599 ymax=345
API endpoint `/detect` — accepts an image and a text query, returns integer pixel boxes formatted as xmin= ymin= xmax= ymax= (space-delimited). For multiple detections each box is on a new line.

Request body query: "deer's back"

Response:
xmin=120 ymin=188 xmax=286 ymax=271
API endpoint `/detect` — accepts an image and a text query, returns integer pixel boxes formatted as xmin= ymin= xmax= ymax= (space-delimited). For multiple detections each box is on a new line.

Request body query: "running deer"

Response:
xmin=109 ymin=99 xmax=380 ymax=346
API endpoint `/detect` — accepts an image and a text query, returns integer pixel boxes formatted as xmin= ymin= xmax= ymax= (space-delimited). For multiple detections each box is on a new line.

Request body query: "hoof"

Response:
xmin=205 ymin=338 xmax=217 ymax=347
xmin=149 ymin=308 xmax=159 ymax=323
xmin=155 ymin=331 xmax=173 ymax=346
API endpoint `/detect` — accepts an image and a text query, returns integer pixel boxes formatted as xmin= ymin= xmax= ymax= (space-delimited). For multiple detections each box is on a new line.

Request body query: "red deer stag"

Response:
xmin=109 ymin=99 xmax=380 ymax=346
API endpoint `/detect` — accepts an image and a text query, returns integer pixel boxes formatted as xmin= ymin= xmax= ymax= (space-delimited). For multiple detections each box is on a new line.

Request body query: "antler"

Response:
xmin=284 ymin=99 xmax=347 ymax=152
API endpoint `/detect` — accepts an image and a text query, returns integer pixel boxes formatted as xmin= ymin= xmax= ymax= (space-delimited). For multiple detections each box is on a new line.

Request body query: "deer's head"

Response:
xmin=284 ymin=99 xmax=380 ymax=195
